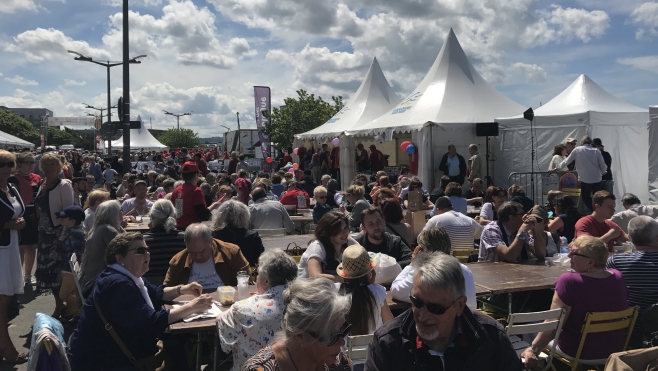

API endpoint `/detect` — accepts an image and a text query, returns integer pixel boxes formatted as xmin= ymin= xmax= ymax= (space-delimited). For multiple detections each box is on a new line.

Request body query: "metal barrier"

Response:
xmin=508 ymin=171 xmax=578 ymax=206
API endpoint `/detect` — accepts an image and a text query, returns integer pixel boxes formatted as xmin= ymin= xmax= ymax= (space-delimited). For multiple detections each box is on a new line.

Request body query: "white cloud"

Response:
xmin=0 ymin=0 xmax=37 ymax=13
xmin=629 ymin=2 xmax=658 ymax=39
xmin=102 ymin=0 xmax=163 ymax=6
xmin=64 ymin=79 xmax=86 ymax=86
xmin=618 ymin=55 xmax=658 ymax=73
xmin=0 ymin=89 xmax=65 ymax=110
xmin=5 ymin=27 xmax=111 ymax=63
xmin=5 ymin=75 xmax=39 ymax=86
xmin=539 ymin=5 xmax=610 ymax=44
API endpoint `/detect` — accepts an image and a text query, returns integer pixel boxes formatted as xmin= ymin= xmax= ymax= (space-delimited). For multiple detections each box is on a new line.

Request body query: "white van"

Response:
xmin=59 ymin=144 xmax=75 ymax=150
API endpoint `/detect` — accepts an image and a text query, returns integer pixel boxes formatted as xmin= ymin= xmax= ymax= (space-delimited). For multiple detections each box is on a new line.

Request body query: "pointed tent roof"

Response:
xmin=348 ymin=29 xmax=525 ymax=136
xmin=0 ymin=129 xmax=34 ymax=148
xmin=111 ymin=117 xmax=168 ymax=150
xmin=296 ymin=57 xmax=399 ymax=140
xmin=521 ymin=74 xmax=646 ymax=116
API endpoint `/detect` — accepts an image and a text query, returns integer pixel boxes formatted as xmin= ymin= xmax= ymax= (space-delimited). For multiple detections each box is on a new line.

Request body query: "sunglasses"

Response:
xmin=0 ymin=161 xmax=15 ymax=168
xmin=409 ymin=294 xmax=460 ymax=315
xmin=128 ymin=247 xmax=150 ymax=255
xmin=570 ymin=251 xmax=592 ymax=259
xmin=309 ymin=322 xmax=352 ymax=346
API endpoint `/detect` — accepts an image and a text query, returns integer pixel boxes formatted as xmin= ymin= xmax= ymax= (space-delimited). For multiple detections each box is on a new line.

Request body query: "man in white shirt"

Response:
xmin=424 ymin=197 xmax=483 ymax=250
xmin=611 ymin=193 xmax=658 ymax=233
xmin=121 ymin=180 xmax=154 ymax=216
xmin=550 ymin=135 xmax=606 ymax=212
xmin=390 ymin=226 xmax=477 ymax=310
xmin=248 ymin=187 xmax=295 ymax=233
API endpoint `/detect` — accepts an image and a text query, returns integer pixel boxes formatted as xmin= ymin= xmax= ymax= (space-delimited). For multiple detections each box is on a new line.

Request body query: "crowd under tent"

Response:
xmin=345 ymin=28 xmax=525 ymax=190
xmin=495 ymin=74 xmax=650 ymax=206
xmin=0 ymin=129 xmax=35 ymax=149
xmin=648 ymin=106 xmax=658 ymax=203
xmin=295 ymin=57 xmax=400 ymax=190
xmin=110 ymin=120 xmax=168 ymax=151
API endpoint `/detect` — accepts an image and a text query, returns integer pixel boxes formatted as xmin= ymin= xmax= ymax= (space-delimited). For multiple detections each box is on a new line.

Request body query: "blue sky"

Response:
xmin=1 ymin=0 xmax=657 ymax=136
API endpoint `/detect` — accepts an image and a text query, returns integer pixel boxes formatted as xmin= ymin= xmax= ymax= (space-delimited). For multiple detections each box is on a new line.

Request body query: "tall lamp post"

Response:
xmin=85 ymin=103 xmax=116 ymax=152
xmin=163 ymin=111 xmax=191 ymax=130
xmin=67 ymin=50 xmax=146 ymax=156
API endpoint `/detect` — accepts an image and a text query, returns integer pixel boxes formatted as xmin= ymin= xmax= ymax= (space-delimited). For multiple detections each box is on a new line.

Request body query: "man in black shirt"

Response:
xmin=593 ymin=138 xmax=613 ymax=194
xmin=429 ymin=175 xmax=451 ymax=204
xmin=354 ymin=207 xmax=413 ymax=268
xmin=464 ymin=178 xmax=485 ymax=207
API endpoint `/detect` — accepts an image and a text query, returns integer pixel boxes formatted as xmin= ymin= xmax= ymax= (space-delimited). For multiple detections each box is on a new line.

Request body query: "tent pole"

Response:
xmin=430 ymin=125 xmax=435 ymax=190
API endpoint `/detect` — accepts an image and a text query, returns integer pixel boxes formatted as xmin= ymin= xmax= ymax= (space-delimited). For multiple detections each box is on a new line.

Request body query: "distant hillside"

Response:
xmin=200 ymin=137 xmax=223 ymax=144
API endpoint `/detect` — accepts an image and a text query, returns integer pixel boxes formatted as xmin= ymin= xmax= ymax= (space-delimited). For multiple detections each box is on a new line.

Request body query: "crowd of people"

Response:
xmin=0 ymin=137 xmax=656 ymax=371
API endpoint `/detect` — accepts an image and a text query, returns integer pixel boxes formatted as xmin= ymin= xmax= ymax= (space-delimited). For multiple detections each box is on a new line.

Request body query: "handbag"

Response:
xmin=93 ymin=292 xmax=169 ymax=371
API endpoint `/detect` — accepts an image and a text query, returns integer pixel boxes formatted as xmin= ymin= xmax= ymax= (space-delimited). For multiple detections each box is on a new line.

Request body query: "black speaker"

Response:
xmin=476 ymin=122 xmax=499 ymax=137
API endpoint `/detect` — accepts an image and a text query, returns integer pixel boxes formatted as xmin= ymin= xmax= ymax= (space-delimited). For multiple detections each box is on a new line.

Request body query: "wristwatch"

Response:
xmin=516 ymin=233 xmax=526 ymax=241
xmin=531 ymin=345 xmax=541 ymax=355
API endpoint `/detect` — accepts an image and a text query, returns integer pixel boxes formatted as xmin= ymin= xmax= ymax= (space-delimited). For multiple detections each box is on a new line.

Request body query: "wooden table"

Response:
xmin=124 ymin=220 xmax=212 ymax=233
xmin=262 ymin=234 xmax=314 ymax=251
xmin=468 ymin=261 xmax=569 ymax=313
xmin=290 ymin=214 xmax=314 ymax=234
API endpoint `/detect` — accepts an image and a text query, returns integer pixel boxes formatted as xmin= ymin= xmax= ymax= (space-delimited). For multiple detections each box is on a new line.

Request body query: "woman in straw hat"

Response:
xmin=337 ymin=244 xmax=394 ymax=336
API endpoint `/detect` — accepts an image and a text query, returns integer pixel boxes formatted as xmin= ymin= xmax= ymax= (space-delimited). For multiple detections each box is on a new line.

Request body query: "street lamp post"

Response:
xmin=85 ymin=103 xmax=116 ymax=153
xmin=163 ymin=111 xmax=191 ymax=130
xmin=67 ymin=50 xmax=146 ymax=157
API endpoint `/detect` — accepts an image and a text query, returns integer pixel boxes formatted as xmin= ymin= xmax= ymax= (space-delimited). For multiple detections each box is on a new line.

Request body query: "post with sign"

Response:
xmin=122 ymin=0 xmax=131 ymax=174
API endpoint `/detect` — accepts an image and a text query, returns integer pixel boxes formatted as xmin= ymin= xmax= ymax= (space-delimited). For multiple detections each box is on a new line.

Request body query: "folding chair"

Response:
xmin=69 ymin=254 xmax=85 ymax=304
xmin=346 ymin=334 xmax=373 ymax=364
xmin=506 ymin=308 xmax=566 ymax=371
xmin=547 ymin=306 xmax=639 ymax=371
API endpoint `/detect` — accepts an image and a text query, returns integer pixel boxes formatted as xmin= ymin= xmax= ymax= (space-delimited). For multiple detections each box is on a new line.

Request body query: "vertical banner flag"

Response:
xmin=254 ymin=86 xmax=271 ymax=158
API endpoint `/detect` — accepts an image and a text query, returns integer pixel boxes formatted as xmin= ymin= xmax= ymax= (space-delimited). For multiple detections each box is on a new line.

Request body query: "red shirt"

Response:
xmin=170 ymin=183 xmax=206 ymax=229
xmin=279 ymin=188 xmax=310 ymax=209
xmin=196 ymin=158 xmax=209 ymax=176
xmin=370 ymin=149 xmax=384 ymax=171
xmin=331 ymin=147 xmax=339 ymax=168
xmin=284 ymin=153 xmax=292 ymax=163
xmin=574 ymin=215 xmax=622 ymax=251
xmin=13 ymin=173 xmax=41 ymax=205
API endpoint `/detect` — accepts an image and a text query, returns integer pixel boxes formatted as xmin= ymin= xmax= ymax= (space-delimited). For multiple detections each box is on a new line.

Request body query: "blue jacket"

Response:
xmin=88 ymin=162 xmax=103 ymax=184
xmin=67 ymin=267 xmax=169 ymax=370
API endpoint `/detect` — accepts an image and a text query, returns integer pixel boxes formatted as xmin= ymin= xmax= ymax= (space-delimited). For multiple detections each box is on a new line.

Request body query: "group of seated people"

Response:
xmin=53 ymin=158 xmax=658 ymax=371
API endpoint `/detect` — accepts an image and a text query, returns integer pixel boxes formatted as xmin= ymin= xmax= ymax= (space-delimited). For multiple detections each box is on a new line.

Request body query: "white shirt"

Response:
xmin=479 ymin=202 xmax=495 ymax=221
xmin=557 ymin=144 xmax=607 ymax=183
xmin=189 ymin=258 xmax=224 ymax=290
xmin=121 ymin=198 xmax=154 ymax=215
xmin=549 ymin=155 xmax=567 ymax=171
xmin=297 ymin=238 xmax=359 ymax=278
xmin=390 ymin=264 xmax=477 ymax=310
xmin=423 ymin=210 xmax=483 ymax=250
xmin=83 ymin=208 xmax=95 ymax=233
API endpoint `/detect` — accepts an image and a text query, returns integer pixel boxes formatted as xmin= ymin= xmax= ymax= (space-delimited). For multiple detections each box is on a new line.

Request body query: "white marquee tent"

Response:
xmin=110 ymin=118 xmax=168 ymax=151
xmin=495 ymin=74 xmax=650 ymax=205
xmin=647 ymin=106 xmax=658 ymax=203
xmin=295 ymin=57 xmax=399 ymax=189
xmin=0 ymin=130 xmax=34 ymax=149
xmin=346 ymin=28 xmax=525 ymax=189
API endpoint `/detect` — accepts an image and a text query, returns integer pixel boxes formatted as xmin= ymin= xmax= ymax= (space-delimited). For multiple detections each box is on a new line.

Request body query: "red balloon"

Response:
xmin=400 ymin=141 xmax=412 ymax=151
xmin=266 ymin=157 xmax=273 ymax=164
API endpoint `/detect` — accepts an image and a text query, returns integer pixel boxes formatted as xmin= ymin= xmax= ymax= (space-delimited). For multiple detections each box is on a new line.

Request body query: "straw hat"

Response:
xmin=336 ymin=244 xmax=377 ymax=279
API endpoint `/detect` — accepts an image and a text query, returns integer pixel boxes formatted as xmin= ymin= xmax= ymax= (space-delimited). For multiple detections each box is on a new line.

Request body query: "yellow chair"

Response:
xmin=561 ymin=188 xmax=581 ymax=208
xmin=452 ymin=249 xmax=479 ymax=264
xmin=546 ymin=306 xmax=639 ymax=371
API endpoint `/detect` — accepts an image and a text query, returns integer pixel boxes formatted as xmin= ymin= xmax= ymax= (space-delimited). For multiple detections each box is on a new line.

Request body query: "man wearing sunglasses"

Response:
xmin=365 ymin=253 xmax=522 ymax=371
xmin=479 ymin=201 xmax=543 ymax=263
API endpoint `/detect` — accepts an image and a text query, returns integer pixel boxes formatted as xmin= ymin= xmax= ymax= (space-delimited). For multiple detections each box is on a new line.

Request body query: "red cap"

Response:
xmin=181 ymin=161 xmax=199 ymax=174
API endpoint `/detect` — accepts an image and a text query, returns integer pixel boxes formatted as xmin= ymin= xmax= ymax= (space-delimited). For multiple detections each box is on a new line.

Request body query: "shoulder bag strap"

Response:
xmin=93 ymin=292 xmax=140 ymax=367
xmin=385 ymin=223 xmax=404 ymax=239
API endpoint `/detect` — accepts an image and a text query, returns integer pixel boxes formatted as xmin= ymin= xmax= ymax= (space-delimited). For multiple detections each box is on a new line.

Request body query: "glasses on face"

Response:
xmin=409 ymin=294 xmax=460 ymax=315
xmin=128 ymin=247 xmax=150 ymax=255
xmin=0 ymin=161 xmax=15 ymax=168
xmin=309 ymin=322 xmax=352 ymax=346
xmin=316 ymin=196 xmax=327 ymax=199
xmin=570 ymin=250 xmax=592 ymax=259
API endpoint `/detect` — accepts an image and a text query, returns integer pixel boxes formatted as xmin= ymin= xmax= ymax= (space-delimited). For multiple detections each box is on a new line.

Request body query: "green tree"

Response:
xmin=157 ymin=128 xmax=201 ymax=148
xmin=0 ymin=109 xmax=41 ymax=146
xmin=260 ymin=90 xmax=343 ymax=151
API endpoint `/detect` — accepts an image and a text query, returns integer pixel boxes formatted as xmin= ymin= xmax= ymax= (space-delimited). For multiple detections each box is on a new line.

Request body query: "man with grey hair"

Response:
xmin=249 ymin=187 xmax=295 ymax=233
xmin=366 ymin=253 xmax=522 ymax=371
xmin=321 ymin=174 xmax=332 ymax=188
xmin=467 ymin=144 xmax=482 ymax=184
xmin=550 ymin=135 xmax=607 ymax=211
xmin=606 ymin=215 xmax=658 ymax=346
xmin=611 ymin=193 xmax=658 ymax=233
xmin=163 ymin=223 xmax=249 ymax=290
xmin=217 ymin=249 xmax=297 ymax=370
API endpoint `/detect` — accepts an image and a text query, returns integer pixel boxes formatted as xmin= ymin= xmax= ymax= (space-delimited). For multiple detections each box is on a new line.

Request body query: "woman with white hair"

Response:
xmin=143 ymin=199 xmax=186 ymax=285
xmin=79 ymin=200 xmax=124 ymax=296
xmin=217 ymin=249 xmax=298 ymax=370
xmin=242 ymin=277 xmax=353 ymax=371
xmin=211 ymin=200 xmax=264 ymax=266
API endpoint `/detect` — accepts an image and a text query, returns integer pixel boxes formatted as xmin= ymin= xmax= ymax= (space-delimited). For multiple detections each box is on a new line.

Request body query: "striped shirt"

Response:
xmin=606 ymin=252 xmax=658 ymax=310
xmin=143 ymin=226 xmax=187 ymax=279
xmin=423 ymin=210 xmax=483 ymax=250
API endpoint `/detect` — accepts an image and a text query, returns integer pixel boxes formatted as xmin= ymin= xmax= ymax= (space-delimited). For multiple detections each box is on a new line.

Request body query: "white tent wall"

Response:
xmin=648 ymin=106 xmax=658 ymax=203
xmin=340 ymin=135 xmax=355 ymax=190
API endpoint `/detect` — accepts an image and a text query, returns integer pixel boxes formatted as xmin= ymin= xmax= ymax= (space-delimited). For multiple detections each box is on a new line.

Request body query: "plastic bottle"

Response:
xmin=560 ymin=237 xmax=569 ymax=254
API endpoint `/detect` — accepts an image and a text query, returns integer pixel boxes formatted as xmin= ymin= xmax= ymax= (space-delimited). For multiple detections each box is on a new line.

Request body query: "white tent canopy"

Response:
xmin=648 ymin=106 xmax=658 ymax=203
xmin=495 ymin=74 xmax=650 ymax=206
xmin=110 ymin=118 xmax=168 ymax=151
xmin=0 ymin=130 xmax=34 ymax=149
xmin=347 ymin=28 xmax=525 ymax=189
xmin=295 ymin=57 xmax=399 ymax=189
